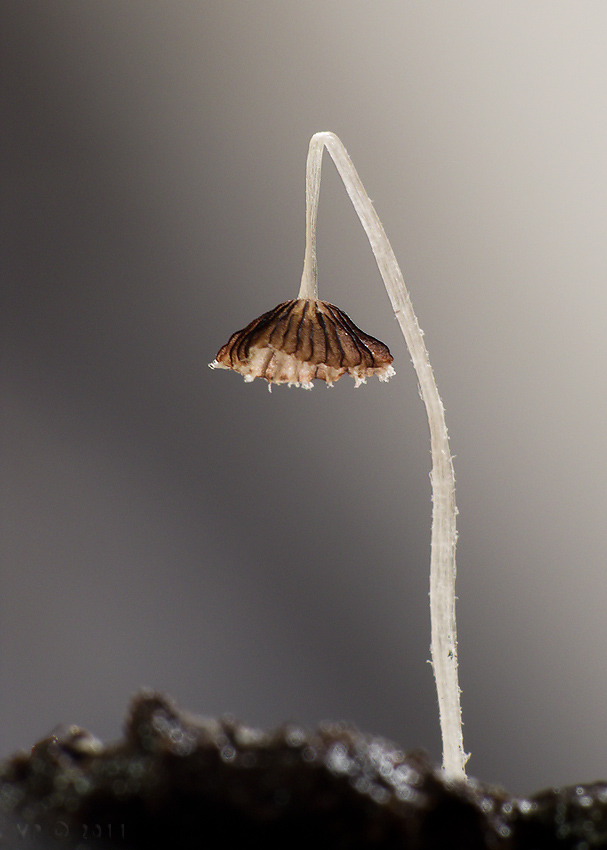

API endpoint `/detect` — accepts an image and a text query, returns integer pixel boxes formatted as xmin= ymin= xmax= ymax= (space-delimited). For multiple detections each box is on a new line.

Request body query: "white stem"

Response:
xmin=298 ymin=141 xmax=321 ymax=299
xmin=301 ymin=132 xmax=468 ymax=779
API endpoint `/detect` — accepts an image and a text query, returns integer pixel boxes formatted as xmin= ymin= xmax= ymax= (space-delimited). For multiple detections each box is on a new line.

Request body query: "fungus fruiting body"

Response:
xmin=211 ymin=132 xmax=467 ymax=780
xmin=210 ymin=298 xmax=395 ymax=389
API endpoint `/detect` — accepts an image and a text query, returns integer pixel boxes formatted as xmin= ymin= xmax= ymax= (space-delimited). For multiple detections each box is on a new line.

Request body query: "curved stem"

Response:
xmin=302 ymin=132 xmax=467 ymax=779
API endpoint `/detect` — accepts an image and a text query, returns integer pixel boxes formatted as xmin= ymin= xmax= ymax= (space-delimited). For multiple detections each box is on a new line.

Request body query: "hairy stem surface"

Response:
xmin=300 ymin=132 xmax=467 ymax=779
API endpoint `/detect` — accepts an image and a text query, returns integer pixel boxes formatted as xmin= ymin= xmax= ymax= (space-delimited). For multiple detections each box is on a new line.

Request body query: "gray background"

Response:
xmin=4 ymin=1 xmax=607 ymax=797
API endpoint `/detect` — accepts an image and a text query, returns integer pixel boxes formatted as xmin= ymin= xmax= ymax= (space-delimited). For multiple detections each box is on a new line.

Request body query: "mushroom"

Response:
xmin=210 ymin=298 xmax=395 ymax=389
xmin=210 ymin=132 xmax=468 ymax=780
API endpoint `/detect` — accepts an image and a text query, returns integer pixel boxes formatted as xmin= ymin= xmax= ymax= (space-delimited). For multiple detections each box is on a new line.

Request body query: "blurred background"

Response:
xmin=3 ymin=1 xmax=607 ymax=797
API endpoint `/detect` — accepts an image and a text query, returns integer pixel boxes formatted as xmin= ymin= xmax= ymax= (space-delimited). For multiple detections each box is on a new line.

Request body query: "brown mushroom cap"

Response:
xmin=210 ymin=299 xmax=395 ymax=388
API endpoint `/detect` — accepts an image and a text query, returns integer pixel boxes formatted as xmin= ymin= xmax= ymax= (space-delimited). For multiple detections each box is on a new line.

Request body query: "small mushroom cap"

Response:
xmin=210 ymin=298 xmax=395 ymax=388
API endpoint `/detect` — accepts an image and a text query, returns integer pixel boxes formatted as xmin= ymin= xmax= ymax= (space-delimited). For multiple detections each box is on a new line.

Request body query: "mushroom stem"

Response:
xmin=301 ymin=132 xmax=467 ymax=779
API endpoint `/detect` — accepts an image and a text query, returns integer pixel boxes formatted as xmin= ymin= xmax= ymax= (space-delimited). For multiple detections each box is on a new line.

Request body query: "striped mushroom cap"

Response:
xmin=210 ymin=298 xmax=395 ymax=389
